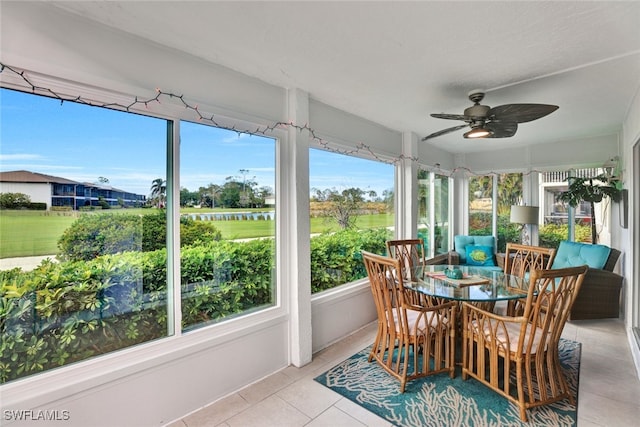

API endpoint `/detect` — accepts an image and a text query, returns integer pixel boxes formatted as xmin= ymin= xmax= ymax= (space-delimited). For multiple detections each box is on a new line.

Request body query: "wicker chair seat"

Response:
xmin=469 ymin=318 xmax=549 ymax=354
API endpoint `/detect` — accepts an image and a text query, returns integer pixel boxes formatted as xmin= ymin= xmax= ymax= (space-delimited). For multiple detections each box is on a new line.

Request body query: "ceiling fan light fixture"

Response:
xmin=464 ymin=127 xmax=492 ymax=138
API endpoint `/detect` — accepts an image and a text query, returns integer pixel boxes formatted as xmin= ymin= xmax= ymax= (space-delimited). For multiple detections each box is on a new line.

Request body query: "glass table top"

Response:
xmin=406 ymin=264 xmax=529 ymax=302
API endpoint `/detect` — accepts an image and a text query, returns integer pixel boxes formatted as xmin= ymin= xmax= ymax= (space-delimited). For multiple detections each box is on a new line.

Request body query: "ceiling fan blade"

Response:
xmin=430 ymin=113 xmax=471 ymax=121
xmin=486 ymin=121 xmax=518 ymax=138
xmin=487 ymin=104 xmax=558 ymax=123
xmin=422 ymin=124 xmax=468 ymax=141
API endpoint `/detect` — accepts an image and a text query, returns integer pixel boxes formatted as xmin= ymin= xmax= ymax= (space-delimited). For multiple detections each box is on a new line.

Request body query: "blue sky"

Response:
xmin=1 ymin=88 xmax=394 ymax=198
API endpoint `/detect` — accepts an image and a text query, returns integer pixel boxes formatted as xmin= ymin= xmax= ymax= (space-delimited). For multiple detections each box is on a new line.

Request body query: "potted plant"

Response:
xmin=557 ymin=174 xmax=622 ymax=244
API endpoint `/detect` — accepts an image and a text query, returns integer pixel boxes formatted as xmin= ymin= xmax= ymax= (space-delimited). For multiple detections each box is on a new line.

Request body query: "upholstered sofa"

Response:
xmin=551 ymin=240 xmax=623 ymax=320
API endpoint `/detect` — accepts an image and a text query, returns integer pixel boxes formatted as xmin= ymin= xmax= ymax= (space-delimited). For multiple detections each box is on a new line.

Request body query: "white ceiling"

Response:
xmin=51 ymin=1 xmax=640 ymax=154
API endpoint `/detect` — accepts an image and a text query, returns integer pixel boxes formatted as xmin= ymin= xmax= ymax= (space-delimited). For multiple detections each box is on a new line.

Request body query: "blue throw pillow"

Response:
xmin=466 ymin=245 xmax=495 ymax=266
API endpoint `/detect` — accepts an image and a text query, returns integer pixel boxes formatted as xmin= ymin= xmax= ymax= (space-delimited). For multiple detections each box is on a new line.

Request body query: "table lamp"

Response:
xmin=510 ymin=205 xmax=539 ymax=245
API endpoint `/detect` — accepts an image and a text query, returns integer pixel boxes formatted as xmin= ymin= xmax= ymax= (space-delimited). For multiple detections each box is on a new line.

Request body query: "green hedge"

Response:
xmin=1 ymin=227 xmax=390 ymax=383
xmin=0 ymin=238 xmax=272 ymax=383
xmin=57 ymin=211 xmax=222 ymax=261
xmin=310 ymin=228 xmax=391 ymax=293
xmin=469 ymin=213 xmax=593 ymax=250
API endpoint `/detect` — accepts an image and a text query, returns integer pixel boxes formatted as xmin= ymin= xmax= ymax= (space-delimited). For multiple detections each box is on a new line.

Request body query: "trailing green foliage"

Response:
xmin=1 ymin=226 xmax=388 ymax=383
xmin=181 ymin=239 xmax=274 ymax=328
xmin=0 ymin=257 xmax=167 ymax=383
xmin=310 ymin=228 xmax=391 ymax=293
xmin=0 ymin=239 xmax=272 ymax=383
xmin=557 ymin=174 xmax=621 ymax=243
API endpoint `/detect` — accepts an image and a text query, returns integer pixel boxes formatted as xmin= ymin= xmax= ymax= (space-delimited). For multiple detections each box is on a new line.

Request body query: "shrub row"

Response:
xmin=310 ymin=228 xmax=391 ymax=293
xmin=470 ymin=213 xmax=591 ymax=250
xmin=57 ymin=211 xmax=222 ymax=261
xmin=0 ymin=227 xmax=389 ymax=383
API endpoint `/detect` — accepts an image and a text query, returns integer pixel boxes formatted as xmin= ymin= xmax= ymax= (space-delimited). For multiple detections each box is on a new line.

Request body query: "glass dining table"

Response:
xmin=406 ymin=264 xmax=529 ymax=304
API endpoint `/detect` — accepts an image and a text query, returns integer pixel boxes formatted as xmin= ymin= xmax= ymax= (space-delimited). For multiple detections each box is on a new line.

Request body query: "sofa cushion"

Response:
xmin=454 ymin=235 xmax=496 ymax=266
xmin=466 ymin=245 xmax=496 ymax=267
xmin=551 ymin=240 xmax=611 ymax=270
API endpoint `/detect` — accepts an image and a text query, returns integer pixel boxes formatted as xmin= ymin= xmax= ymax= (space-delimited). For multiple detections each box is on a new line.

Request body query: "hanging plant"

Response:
xmin=557 ymin=174 xmax=622 ymax=244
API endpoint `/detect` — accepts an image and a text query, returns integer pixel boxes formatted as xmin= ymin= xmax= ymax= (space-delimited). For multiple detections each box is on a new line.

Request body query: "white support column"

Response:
xmin=396 ymin=132 xmax=419 ymax=238
xmin=283 ymin=89 xmax=312 ymax=367
xmin=167 ymin=120 xmax=182 ymax=337
xmin=454 ymin=153 xmax=468 ymax=236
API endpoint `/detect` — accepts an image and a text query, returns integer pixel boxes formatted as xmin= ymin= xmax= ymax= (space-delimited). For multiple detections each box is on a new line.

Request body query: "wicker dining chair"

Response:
xmin=503 ymin=243 xmax=557 ymax=316
xmin=386 ymin=238 xmax=425 ymax=282
xmin=386 ymin=238 xmax=446 ymax=307
xmin=361 ymin=251 xmax=457 ymax=393
xmin=461 ymin=265 xmax=588 ymax=422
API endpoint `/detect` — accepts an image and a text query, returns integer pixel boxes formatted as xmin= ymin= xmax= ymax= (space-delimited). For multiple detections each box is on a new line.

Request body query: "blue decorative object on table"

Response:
xmin=445 ymin=267 xmax=463 ymax=279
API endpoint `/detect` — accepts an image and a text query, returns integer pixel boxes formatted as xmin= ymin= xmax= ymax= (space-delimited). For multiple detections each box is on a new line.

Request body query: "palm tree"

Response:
xmin=497 ymin=173 xmax=523 ymax=215
xmin=150 ymin=178 xmax=166 ymax=208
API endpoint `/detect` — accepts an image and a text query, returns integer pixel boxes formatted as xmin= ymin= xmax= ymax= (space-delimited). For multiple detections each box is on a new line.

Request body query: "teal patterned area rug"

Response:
xmin=315 ymin=339 xmax=580 ymax=427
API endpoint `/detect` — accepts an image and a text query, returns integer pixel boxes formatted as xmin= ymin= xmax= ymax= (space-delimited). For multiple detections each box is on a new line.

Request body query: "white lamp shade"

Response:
xmin=510 ymin=205 xmax=539 ymax=225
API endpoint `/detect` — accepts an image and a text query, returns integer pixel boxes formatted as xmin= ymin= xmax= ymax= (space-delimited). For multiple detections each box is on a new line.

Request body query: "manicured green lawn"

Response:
xmin=0 ymin=211 xmax=78 ymax=258
xmin=0 ymin=209 xmax=394 ymax=258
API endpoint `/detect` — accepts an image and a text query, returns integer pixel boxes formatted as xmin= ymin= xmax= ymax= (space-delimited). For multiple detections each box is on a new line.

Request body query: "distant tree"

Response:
xmin=150 ymin=178 xmax=166 ymax=208
xmin=381 ymin=188 xmax=394 ymax=211
xmin=0 ymin=192 xmax=31 ymax=209
xmin=256 ymin=186 xmax=274 ymax=207
xmin=180 ymin=187 xmax=199 ymax=207
xmin=497 ymin=173 xmax=523 ymax=215
xmin=317 ymin=187 xmax=366 ymax=229
xmin=97 ymin=196 xmax=110 ymax=209
xmin=469 ymin=175 xmax=493 ymax=200
xmin=220 ymin=177 xmax=243 ymax=208
xmin=198 ymin=183 xmax=222 ymax=208
xmin=97 ymin=176 xmax=109 ymax=184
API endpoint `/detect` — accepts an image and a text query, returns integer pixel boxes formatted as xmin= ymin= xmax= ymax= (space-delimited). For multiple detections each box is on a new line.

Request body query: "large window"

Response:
xmin=468 ymin=173 xmax=522 ymax=251
xmin=468 ymin=175 xmax=494 ymax=235
xmin=179 ymin=122 xmax=276 ymax=331
xmin=539 ymin=168 xmax=602 ymax=246
xmin=0 ymin=88 xmax=280 ymax=383
xmin=0 ymin=88 xmax=168 ymax=382
xmin=309 ymin=148 xmax=394 ymax=293
xmin=418 ymin=169 xmax=450 ymax=257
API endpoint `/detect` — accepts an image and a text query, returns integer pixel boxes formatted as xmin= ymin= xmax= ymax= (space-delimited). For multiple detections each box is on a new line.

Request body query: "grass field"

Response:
xmin=0 ymin=209 xmax=394 ymax=258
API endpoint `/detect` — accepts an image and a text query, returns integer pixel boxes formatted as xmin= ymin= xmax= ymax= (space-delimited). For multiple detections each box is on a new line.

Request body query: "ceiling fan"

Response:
xmin=422 ymin=90 xmax=558 ymax=141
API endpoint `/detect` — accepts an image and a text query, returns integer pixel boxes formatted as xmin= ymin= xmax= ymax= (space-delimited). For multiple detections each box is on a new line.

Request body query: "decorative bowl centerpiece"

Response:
xmin=445 ymin=267 xmax=463 ymax=279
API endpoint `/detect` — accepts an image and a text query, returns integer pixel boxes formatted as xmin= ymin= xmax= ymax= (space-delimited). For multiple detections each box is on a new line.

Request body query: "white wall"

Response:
xmin=0 ymin=183 xmax=50 ymax=206
xmin=622 ymin=82 xmax=640 ymax=377
xmin=311 ymin=282 xmax=377 ymax=353
xmin=458 ymin=134 xmax=621 ymax=173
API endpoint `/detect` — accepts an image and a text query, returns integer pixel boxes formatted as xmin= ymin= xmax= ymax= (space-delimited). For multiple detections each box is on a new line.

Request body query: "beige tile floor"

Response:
xmin=168 ymin=319 xmax=640 ymax=427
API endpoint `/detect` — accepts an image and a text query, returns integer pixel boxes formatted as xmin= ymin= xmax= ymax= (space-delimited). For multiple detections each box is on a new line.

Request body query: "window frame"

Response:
xmin=0 ymin=72 xmax=288 ymax=388
xmin=308 ymin=144 xmax=397 ymax=293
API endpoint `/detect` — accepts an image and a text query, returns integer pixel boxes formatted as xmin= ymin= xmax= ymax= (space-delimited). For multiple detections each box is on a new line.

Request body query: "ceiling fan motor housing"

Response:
xmin=464 ymin=104 xmax=490 ymax=118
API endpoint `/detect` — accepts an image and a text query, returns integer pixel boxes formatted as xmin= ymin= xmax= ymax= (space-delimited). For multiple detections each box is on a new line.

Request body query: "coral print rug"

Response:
xmin=315 ymin=339 xmax=580 ymax=427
